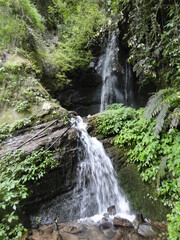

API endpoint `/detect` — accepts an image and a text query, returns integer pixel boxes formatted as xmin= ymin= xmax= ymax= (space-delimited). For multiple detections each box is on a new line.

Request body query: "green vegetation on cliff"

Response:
xmin=96 ymin=103 xmax=180 ymax=239
xmin=0 ymin=149 xmax=57 ymax=239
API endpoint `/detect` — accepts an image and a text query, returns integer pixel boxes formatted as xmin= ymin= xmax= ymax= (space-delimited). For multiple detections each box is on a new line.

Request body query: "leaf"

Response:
xmin=157 ymin=156 xmax=168 ymax=189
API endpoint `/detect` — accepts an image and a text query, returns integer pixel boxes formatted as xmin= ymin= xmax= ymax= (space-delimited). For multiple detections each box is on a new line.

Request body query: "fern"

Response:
xmin=144 ymin=91 xmax=165 ymax=119
xmin=169 ymin=108 xmax=180 ymax=133
xmin=154 ymin=102 xmax=170 ymax=135
xmin=144 ymin=88 xmax=180 ymax=134
xmin=157 ymin=156 xmax=168 ymax=189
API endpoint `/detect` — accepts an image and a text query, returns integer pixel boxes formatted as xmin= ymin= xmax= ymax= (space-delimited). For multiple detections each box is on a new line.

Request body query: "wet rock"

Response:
xmin=52 ymin=230 xmax=61 ymax=240
xmin=107 ymin=205 xmax=116 ymax=215
xmin=39 ymin=225 xmax=53 ymax=235
xmin=115 ymin=228 xmax=145 ymax=240
xmin=99 ymin=221 xmax=112 ymax=230
xmin=102 ymin=228 xmax=116 ymax=239
xmin=85 ymin=225 xmax=107 ymax=240
xmin=63 ymin=224 xmax=82 ymax=234
xmin=60 ymin=231 xmax=79 ymax=240
xmin=113 ymin=217 xmax=133 ymax=228
xmin=103 ymin=212 xmax=110 ymax=220
xmin=137 ymin=223 xmax=160 ymax=238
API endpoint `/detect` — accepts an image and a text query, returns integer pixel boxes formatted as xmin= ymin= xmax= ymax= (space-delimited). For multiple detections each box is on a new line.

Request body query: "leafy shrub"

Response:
xmin=0 ymin=0 xmax=44 ymax=49
xmin=15 ymin=100 xmax=30 ymax=113
xmin=0 ymin=124 xmax=11 ymax=143
xmin=167 ymin=202 xmax=180 ymax=240
xmin=96 ymin=104 xmax=137 ymax=136
xmin=0 ymin=149 xmax=56 ymax=239
xmin=49 ymin=0 xmax=107 ymax=89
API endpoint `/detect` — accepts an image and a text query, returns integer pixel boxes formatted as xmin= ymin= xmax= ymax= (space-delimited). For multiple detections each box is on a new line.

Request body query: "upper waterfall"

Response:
xmin=96 ymin=31 xmax=135 ymax=111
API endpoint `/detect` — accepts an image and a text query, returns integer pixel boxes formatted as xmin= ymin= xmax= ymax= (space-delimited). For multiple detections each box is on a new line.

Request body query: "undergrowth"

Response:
xmin=96 ymin=103 xmax=180 ymax=239
xmin=0 ymin=148 xmax=58 ymax=239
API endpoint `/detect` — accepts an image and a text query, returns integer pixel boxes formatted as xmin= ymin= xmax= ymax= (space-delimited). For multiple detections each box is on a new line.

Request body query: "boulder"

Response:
xmin=107 ymin=205 xmax=116 ymax=215
xmin=39 ymin=225 xmax=53 ymax=235
xmin=113 ymin=217 xmax=133 ymax=228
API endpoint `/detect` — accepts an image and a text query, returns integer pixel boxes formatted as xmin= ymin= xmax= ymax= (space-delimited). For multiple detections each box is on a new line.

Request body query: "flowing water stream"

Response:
xmin=96 ymin=31 xmax=135 ymax=111
xmin=96 ymin=32 xmax=123 ymax=111
xmin=71 ymin=116 xmax=134 ymax=222
xmin=31 ymin=32 xmax=137 ymax=226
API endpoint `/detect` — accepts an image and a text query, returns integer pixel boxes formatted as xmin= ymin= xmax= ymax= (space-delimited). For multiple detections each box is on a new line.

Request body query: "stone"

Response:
xmin=86 ymin=226 xmax=107 ymax=240
xmin=113 ymin=217 xmax=133 ymax=228
xmin=133 ymin=213 xmax=161 ymax=238
xmin=99 ymin=221 xmax=112 ymax=230
xmin=137 ymin=223 xmax=160 ymax=238
xmin=39 ymin=225 xmax=53 ymax=235
xmin=107 ymin=205 xmax=116 ymax=215
xmin=51 ymin=230 xmax=60 ymax=240
xmin=63 ymin=224 xmax=82 ymax=234
xmin=42 ymin=102 xmax=52 ymax=111
xmin=102 ymin=228 xmax=116 ymax=239
xmin=60 ymin=232 xmax=79 ymax=240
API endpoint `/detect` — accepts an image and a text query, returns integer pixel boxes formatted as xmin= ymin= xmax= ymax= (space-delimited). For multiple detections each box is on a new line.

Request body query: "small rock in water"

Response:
xmin=113 ymin=217 xmax=133 ymax=228
xmin=137 ymin=223 xmax=160 ymax=238
xmin=102 ymin=212 xmax=109 ymax=221
xmin=63 ymin=224 xmax=82 ymax=234
xmin=107 ymin=205 xmax=116 ymax=215
xmin=133 ymin=213 xmax=161 ymax=238
xmin=99 ymin=221 xmax=112 ymax=230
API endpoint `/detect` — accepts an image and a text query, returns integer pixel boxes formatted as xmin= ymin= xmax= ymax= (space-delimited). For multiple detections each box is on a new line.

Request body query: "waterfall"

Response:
xmin=96 ymin=32 xmax=123 ymax=112
xmin=71 ymin=116 xmax=133 ymax=220
xmin=124 ymin=63 xmax=134 ymax=106
xmin=96 ymin=32 xmax=135 ymax=111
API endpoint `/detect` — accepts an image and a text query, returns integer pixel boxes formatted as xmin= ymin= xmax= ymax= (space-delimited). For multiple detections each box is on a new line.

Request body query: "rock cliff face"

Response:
xmin=57 ymin=68 xmax=102 ymax=116
xmin=0 ymin=118 xmax=79 ymax=226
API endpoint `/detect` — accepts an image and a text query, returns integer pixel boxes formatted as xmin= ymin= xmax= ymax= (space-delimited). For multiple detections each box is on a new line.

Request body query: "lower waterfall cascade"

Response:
xmin=71 ymin=116 xmax=135 ymax=222
xmin=30 ymin=116 xmax=135 ymax=225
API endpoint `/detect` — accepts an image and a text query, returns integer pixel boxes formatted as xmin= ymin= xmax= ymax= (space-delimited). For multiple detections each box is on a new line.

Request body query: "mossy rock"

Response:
xmin=0 ymin=51 xmax=68 ymax=142
xmin=118 ymin=164 xmax=170 ymax=221
xmin=102 ymin=141 xmax=170 ymax=221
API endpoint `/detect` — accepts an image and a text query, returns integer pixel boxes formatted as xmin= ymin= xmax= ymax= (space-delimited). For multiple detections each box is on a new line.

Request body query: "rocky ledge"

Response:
xmin=27 ymin=214 xmax=167 ymax=240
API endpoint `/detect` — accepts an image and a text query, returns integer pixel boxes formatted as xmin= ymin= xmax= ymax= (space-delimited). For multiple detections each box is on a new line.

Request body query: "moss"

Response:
xmin=0 ymin=52 xmax=68 ymax=144
xmin=118 ymin=163 xmax=170 ymax=221
xmin=102 ymin=140 xmax=170 ymax=221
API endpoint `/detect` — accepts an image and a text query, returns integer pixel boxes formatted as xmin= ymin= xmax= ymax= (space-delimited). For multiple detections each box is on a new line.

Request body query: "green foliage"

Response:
xmin=0 ymin=148 xmax=56 ymax=239
xmin=0 ymin=11 xmax=25 ymax=50
xmin=115 ymin=0 xmax=180 ymax=88
xmin=144 ymin=88 xmax=180 ymax=134
xmin=0 ymin=124 xmax=11 ymax=143
xmin=48 ymin=0 xmax=107 ymax=89
xmin=0 ymin=63 xmax=49 ymax=109
xmin=15 ymin=100 xmax=30 ymax=113
xmin=0 ymin=0 xmax=45 ymax=49
xmin=96 ymin=104 xmax=137 ymax=136
xmin=167 ymin=202 xmax=180 ymax=240
xmin=96 ymin=103 xmax=180 ymax=238
xmin=0 ymin=118 xmax=32 ymax=144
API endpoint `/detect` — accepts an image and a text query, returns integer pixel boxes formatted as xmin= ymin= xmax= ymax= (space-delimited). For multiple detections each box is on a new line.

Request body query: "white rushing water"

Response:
xmin=124 ymin=63 xmax=134 ymax=106
xmin=96 ymin=32 xmax=123 ymax=112
xmin=71 ymin=116 xmax=134 ymax=222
